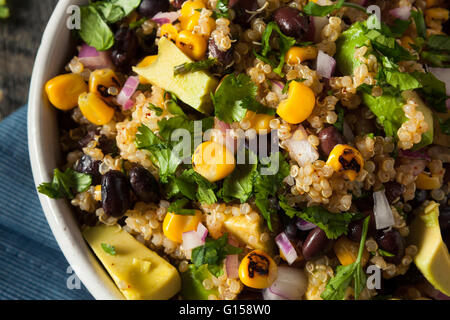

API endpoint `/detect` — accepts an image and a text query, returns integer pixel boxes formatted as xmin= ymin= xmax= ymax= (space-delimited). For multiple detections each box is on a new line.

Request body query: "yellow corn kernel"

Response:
xmin=333 ymin=236 xmax=369 ymax=267
xmin=239 ymin=250 xmax=278 ymax=289
xmin=425 ymin=0 xmax=443 ymax=8
xmin=276 ymin=81 xmax=315 ymax=124
xmin=416 ymin=172 xmax=442 ymax=190
xmin=78 ymin=92 xmax=115 ymax=126
xmin=326 ymin=144 xmax=364 ymax=181
xmin=184 ymin=13 xmax=216 ymax=37
xmin=45 ymin=73 xmax=88 ymax=110
xmin=192 ymin=141 xmax=236 ymax=182
xmin=180 ymin=0 xmax=206 ymax=29
xmin=242 ymin=111 xmax=275 ymax=133
xmin=425 ymin=8 xmax=449 ymax=21
xmin=160 ymin=23 xmax=179 ymax=42
xmin=176 ymin=30 xmax=207 ymax=61
xmin=162 ymin=210 xmax=202 ymax=243
xmin=136 ymin=55 xmax=158 ymax=84
xmin=89 ymin=69 xmax=120 ymax=96
xmin=285 ymin=46 xmax=318 ymax=65
xmin=400 ymin=36 xmax=414 ymax=50
xmin=94 ymin=185 xmax=102 ymax=202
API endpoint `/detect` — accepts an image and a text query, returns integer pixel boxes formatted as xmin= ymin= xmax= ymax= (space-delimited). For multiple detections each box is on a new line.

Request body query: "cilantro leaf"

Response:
xmin=148 ymin=103 xmax=163 ymax=116
xmin=333 ymin=103 xmax=345 ymax=132
xmin=174 ymin=58 xmax=218 ymax=75
xmin=254 ymin=22 xmax=296 ymax=77
xmin=438 ymin=118 xmax=450 ymax=135
xmin=38 ymin=168 xmax=92 ymax=200
xmin=214 ymin=0 xmax=229 ymax=19
xmin=412 ymin=72 xmax=448 ymax=113
xmin=213 ymin=74 xmax=273 ymax=123
xmin=167 ymin=198 xmax=197 ymax=215
xmin=321 ymin=216 xmax=370 ymax=300
xmin=426 ymin=35 xmax=450 ymax=51
xmin=191 ymin=233 xmax=243 ymax=277
xmin=365 ymin=29 xmax=417 ymax=62
xmin=101 ymin=243 xmax=117 ymax=256
xmin=278 ymin=198 xmax=355 ymax=239
xmin=172 ymin=169 xmax=218 ymax=204
xmin=303 ymin=0 xmax=345 ymax=16
xmin=411 ymin=9 xmax=427 ymax=39
xmin=378 ymin=248 xmax=395 ymax=257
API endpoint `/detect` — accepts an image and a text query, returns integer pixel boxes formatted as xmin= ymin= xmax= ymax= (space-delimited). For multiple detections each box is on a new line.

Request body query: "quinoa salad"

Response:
xmin=39 ymin=0 xmax=450 ymax=300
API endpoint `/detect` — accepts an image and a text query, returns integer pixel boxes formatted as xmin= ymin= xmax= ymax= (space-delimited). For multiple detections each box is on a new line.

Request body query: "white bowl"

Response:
xmin=28 ymin=0 xmax=124 ymax=300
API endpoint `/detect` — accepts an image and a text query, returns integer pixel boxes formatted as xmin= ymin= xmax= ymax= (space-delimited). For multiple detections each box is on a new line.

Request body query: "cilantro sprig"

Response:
xmin=167 ymin=198 xmax=197 ymax=215
xmin=321 ymin=216 xmax=370 ymax=300
xmin=101 ymin=243 xmax=117 ymax=256
xmin=174 ymin=59 xmax=218 ymax=75
xmin=254 ymin=22 xmax=296 ymax=77
xmin=303 ymin=0 xmax=366 ymax=17
xmin=38 ymin=168 xmax=92 ymax=200
xmin=191 ymin=233 xmax=243 ymax=277
xmin=214 ymin=0 xmax=229 ymax=19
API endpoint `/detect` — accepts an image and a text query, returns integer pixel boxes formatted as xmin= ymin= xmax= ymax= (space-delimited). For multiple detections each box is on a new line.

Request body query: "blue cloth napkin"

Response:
xmin=0 ymin=106 xmax=93 ymax=300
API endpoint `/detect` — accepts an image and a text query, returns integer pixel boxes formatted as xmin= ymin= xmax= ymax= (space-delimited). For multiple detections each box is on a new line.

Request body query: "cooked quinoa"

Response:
xmin=39 ymin=0 xmax=450 ymax=301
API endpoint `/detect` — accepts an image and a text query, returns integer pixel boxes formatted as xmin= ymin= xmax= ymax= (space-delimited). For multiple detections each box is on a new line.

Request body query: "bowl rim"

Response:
xmin=27 ymin=0 xmax=123 ymax=300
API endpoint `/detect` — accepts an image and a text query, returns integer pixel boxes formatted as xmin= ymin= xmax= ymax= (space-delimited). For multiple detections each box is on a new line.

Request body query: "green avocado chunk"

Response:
xmin=133 ymin=37 xmax=218 ymax=114
xmin=336 ymin=23 xmax=434 ymax=149
xmin=181 ymin=264 xmax=219 ymax=300
xmin=408 ymin=201 xmax=450 ymax=296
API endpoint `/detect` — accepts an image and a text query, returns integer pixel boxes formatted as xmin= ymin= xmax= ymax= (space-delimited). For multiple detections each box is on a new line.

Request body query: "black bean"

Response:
xmin=318 ymin=126 xmax=344 ymax=157
xmin=439 ymin=206 xmax=450 ymax=233
xmin=347 ymin=211 xmax=376 ymax=242
xmin=375 ymin=229 xmax=405 ymax=265
xmin=98 ymin=136 xmax=118 ymax=156
xmin=411 ymin=189 xmax=427 ymax=208
xmin=111 ymin=27 xmax=139 ymax=71
xmin=76 ymin=155 xmax=102 ymax=185
xmin=273 ymin=7 xmax=309 ymax=39
xmin=233 ymin=0 xmax=259 ymax=27
xmin=129 ymin=166 xmax=160 ymax=203
xmin=384 ymin=181 xmax=405 ymax=204
xmin=138 ymin=0 xmax=170 ymax=18
xmin=302 ymin=227 xmax=331 ymax=260
xmin=208 ymin=37 xmax=234 ymax=73
xmin=284 ymin=221 xmax=299 ymax=241
xmin=101 ymin=171 xmax=132 ymax=218
xmin=77 ymin=130 xmax=98 ymax=149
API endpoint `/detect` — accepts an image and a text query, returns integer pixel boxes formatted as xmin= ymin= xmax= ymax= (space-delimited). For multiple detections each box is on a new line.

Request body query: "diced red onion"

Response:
xmin=429 ymin=68 xmax=450 ymax=96
xmin=308 ymin=16 xmax=329 ymax=42
xmin=78 ymin=44 xmax=114 ymax=70
xmin=225 ymin=254 xmax=239 ymax=279
xmin=117 ymin=76 xmax=139 ymax=110
xmin=399 ymin=149 xmax=431 ymax=161
xmin=275 ymin=232 xmax=298 ymax=265
xmin=286 ymin=125 xmax=319 ymax=167
xmin=389 ymin=6 xmax=411 ymax=21
xmin=373 ymin=190 xmax=395 ymax=230
xmin=263 ymin=266 xmax=307 ymax=300
xmin=316 ymin=50 xmax=336 ymax=79
xmin=296 ymin=218 xmax=316 ymax=231
xmin=151 ymin=11 xmax=180 ymax=25
xmin=196 ymin=222 xmax=208 ymax=241
xmin=182 ymin=230 xmax=204 ymax=251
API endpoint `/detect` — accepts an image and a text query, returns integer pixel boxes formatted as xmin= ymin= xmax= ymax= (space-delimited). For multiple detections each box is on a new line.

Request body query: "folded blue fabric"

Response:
xmin=0 ymin=106 xmax=93 ymax=300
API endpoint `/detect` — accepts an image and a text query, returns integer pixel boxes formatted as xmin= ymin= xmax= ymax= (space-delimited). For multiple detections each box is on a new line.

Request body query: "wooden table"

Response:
xmin=0 ymin=0 xmax=58 ymax=121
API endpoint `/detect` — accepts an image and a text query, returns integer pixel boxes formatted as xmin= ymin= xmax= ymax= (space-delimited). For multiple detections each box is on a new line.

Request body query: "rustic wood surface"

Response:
xmin=0 ymin=0 xmax=58 ymax=121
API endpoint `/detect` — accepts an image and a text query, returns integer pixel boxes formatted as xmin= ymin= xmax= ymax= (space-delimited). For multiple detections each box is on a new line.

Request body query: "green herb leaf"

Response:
xmin=168 ymin=198 xmax=197 ymax=215
xmin=79 ymin=5 xmax=115 ymax=51
xmin=101 ymin=243 xmax=117 ymax=256
xmin=412 ymin=71 xmax=448 ymax=113
xmin=129 ymin=17 xmax=146 ymax=29
xmin=366 ymin=29 xmax=417 ymax=62
xmin=174 ymin=59 xmax=218 ymax=75
xmin=37 ymin=168 xmax=92 ymax=200
xmin=278 ymin=198 xmax=355 ymax=240
xmin=191 ymin=233 xmax=243 ymax=277
xmin=172 ymin=169 xmax=218 ymax=204
xmin=0 ymin=0 xmax=9 ymax=19
xmin=148 ymin=103 xmax=163 ymax=116
xmin=321 ymin=216 xmax=370 ymax=300
xmin=438 ymin=118 xmax=450 ymax=135
xmin=378 ymin=248 xmax=395 ymax=257
xmin=255 ymin=22 xmax=296 ymax=77
xmin=303 ymin=0 xmax=345 ymax=16
xmin=333 ymin=104 xmax=345 ymax=132
xmin=426 ymin=35 xmax=450 ymax=51
xmin=214 ymin=0 xmax=229 ymax=19
xmin=411 ymin=9 xmax=427 ymax=39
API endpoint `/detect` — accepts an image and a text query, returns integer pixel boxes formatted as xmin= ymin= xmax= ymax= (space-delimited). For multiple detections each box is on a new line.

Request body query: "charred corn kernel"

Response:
xmin=400 ymin=36 xmax=414 ymax=50
xmin=239 ymin=250 xmax=278 ymax=289
xmin=78 ymin=92 xmax=115 ymax=125
xmin=162 ymin=210 xmax=202 ymax=243
xmin=333 ymin=236 xmax=369 ymax=267
xmin=136 ymin=55 xmax=157 ymax=84
xmin=160 ymin=23 xmax=179 ymax=42
xmin=276 ymin=81 xmax=315 ymax=124
xmin=285 ymin=46 xmax=318 ymax=65
xmin=94 ymin=185 xmax=102 ymax=202
xmin=192 ymin=141 xmax=235 ymax=182
xmin=184 ymin=13 xmax=216 ymax=37
xmin=425 ymin=8 xmax=449 ymax=21
xmin=242 ymin=111 xmax=275 ymax=133
xmin=326 ymin=144 xmax=364 ymax=181
xmin=180 ymin=0 xmax=206 ymax=29
xmin=176 ymin=31 xmax=207 ymax=60
xmin=45 ymin=73 xmax=88 ymax=110
xmin=89 ymin=69 xmax=120 ymax=96
xmin=416 ymin=172 xmax=442 ymax=190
